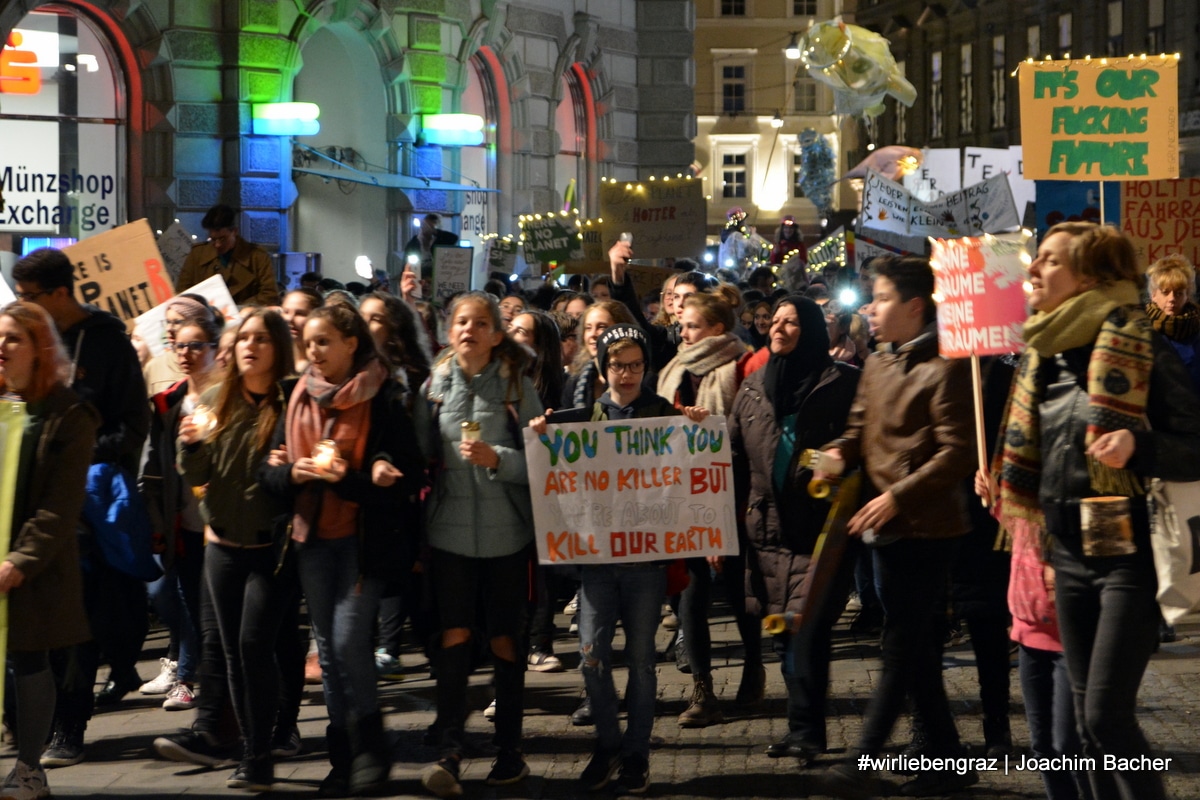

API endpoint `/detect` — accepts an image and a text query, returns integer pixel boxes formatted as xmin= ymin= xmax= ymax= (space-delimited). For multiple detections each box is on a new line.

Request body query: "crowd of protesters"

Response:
xmin=1 ymin=214 xmax=1197 ymax=800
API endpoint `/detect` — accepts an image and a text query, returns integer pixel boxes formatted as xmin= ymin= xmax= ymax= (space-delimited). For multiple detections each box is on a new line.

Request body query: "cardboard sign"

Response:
xmin=1121 ymin=179 xmax=1200 ymax=265
xmin=156 ymin=222 xmax=195 ymax=284
xmin=521 ymin=215 xmax=584 ymax=266
xmin=1018 ymin=56 xmax=1179 ymax=180
xmin=432 ymin=245 xmax=474 ymax=303
xmin=931 ymin=236 xmax=1029 ymax=358
xmin=523 ymin=416 xmax=739 ymax=565
xmin=599 ymin=179 xmax=707 ymax=260
xmin=61 ymin=220 xmax=174 ymax=327
xmin=862 ymin=170 xmax=1020 ymax=242
xmin=484 ymin=237 xmax=518 ymax=273
xmin=132 ymin=274 xmax=240 ymax=357
xmin=808 ymin=228 xmax=854 ymax=274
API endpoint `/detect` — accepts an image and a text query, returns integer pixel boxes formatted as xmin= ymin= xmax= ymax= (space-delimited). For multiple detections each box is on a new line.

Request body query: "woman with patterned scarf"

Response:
xmin=979 ymin=222 xmax=1200 ymax=800
xmin=1145 ymin=254 xmax=1200 ymax=393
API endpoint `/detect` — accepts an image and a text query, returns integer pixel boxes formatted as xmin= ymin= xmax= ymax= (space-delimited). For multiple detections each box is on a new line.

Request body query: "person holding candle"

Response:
xmin=0 ymin=301 xmax=97 ymax=800
xmin=262 ymin=304 xmax=423 ymax=797
xmin=177 ymin=309 xmax=297 ymax=792
xmin=412 ymin=292 xmax=542 ymax=798
xmin=977 ymin=222 xmax=1200 ymax=800
xmin=141 ymin=313 xmax=223 ymax=712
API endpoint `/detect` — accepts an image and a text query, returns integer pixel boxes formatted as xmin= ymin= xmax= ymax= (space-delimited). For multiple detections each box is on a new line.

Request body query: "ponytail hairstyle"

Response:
xmin=211 ymin=308 xmax=294 ymax=452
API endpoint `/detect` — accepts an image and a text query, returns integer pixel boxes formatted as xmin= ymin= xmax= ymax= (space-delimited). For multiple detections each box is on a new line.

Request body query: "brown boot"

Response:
xmin=678 ymin=674 xmax=723 ymax=728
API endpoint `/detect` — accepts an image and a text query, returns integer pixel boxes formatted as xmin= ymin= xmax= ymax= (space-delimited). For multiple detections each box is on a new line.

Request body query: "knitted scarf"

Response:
xmin=996 ymin=282 xmax=1151 ymax=531
xmin=1145 ymin=301 xmax=1200 ymax=344
xmin=655 ymin=333 xmax=747 ymax=416
xmin=287 ymin=358 xmax=387 ymax=542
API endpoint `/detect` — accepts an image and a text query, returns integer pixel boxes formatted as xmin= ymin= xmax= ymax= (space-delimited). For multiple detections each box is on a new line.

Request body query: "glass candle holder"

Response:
xmin=312 ymin=439 xmax=338 ymax=472
xmin=461 ymin=420 xmax=482 ymax=442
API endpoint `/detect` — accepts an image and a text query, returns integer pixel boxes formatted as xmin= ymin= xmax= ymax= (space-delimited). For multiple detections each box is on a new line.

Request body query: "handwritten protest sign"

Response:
xmin=599 ymin=178 xmax=707 ymax=260
xmin=1018 ymin=56 xmax=1179 ymax=180
xmin=132 ymin=273 xmax=240 ymax=357
xmin=963 ymin=146 xmax=1037 ymax=222
xmin=62 ymin=219 xmax=174 ymax=328
xmin=484 ymin=236 xmax=518 ymax=273
xmin=808 ymin=228 xmax=853 ymax=275
xmin=931 ymin=236 xmax=1029 ymax=358
xmin=0 ymin=399 xmax=28 ymax=716
xmin=520 ymin=214 xmax=584 ymax=266
xmin=432 ymin=245 xmax=474 ymax=303
xmin=1121 ymin=179 xmax=1200 ymax=265
xmin=903 ymin=147 xmax=961 ymax=201
xmin=523 ymin=416 xmax=739 ymax=565
xmin=156 ymin=222 xmax=195 ymax=284
xmin=861 ymin=170 xmax=1019 ymax=248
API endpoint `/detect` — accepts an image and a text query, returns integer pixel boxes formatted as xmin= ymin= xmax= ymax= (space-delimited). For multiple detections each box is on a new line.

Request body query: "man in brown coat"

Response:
xmin=818 ymin=255 xmax=978 ymax=799
xmin=176 ymin=204 xmax=278 ymax=306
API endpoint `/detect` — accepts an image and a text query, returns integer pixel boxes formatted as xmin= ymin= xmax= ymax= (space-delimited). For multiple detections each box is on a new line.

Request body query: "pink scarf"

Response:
xmin=286 ymin=359 xmax=387 ymax=542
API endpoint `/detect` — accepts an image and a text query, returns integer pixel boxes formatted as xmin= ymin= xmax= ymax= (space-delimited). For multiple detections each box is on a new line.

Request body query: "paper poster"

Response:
xmin=861 ymin=170 xmax=1020 ymax=241
xmin=1018 ymin=56 xmax=1179 ymax=180
xmin=61 ymin=219 xmax=174 ymax=328
xmin=1121 ymin=179 xmax=1200 ymax=266
xmin=432 ymin=245 xmax=474 ymax=303
xmin=963 ymin=146 xmax=1037 ymax=223
xmin=903 ymin=147 xmax=962 ymax=201
xmin=931 ymin=236 xmax=1029 ymax=358
xmin=599 ymin=178 xmax=707 ymax=260
xmin=0 ymin=399 xmax=28 ymax=717
xmin=523 ymin=416 xmax=739 ymax=565
xmin=132 ymin=273 xmax=240 ymax=357
xmin=520 ymin=214 xmax=584 ymax=266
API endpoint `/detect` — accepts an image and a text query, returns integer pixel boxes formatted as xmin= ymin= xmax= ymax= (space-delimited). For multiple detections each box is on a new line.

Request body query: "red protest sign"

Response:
xmin=932 ymin=236 xmax=1028 ymax=358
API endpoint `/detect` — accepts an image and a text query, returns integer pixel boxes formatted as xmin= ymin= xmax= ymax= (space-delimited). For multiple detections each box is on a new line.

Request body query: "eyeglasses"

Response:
xmin=14 ymin=290 xmax=51 ymax=302
xmin=608 ymin=359 xmax=645 ymax=375
xmin=171 ymin=342 xmax=217 ymax=353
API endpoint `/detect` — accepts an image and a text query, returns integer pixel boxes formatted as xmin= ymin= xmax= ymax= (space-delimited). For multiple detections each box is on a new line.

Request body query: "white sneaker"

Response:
xmin=140 ymin=658 xmax=178 ymax=695
xmin=528 ymin=651 xmax=564 ymax=673
xmin=0 ymin=759 xmax=50 ymax=800
xmin=482 ymin=699 xmax=497 ymax=720
xmin=163 ymin=682 xmax=197 ymax=711
xmin=563 ymin=592 xmax=580 ymax=615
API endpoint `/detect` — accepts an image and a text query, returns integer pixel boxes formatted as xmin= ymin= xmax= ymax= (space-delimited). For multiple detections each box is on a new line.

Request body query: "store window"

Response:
xmin=0 ymin=6 xmax=126 ymax=243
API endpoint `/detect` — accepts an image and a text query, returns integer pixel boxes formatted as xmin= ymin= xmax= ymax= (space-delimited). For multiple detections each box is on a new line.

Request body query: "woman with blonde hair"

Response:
xmin=562 ymin=300 xmax=637 ymax=409
xmin=0 ymin=302 xmax=97 ymax=800
xmin=1145 ymin=253 xmax=1200 ymax=391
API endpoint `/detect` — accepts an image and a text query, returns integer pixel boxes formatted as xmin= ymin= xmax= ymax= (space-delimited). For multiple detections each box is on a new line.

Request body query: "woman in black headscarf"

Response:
xmin=729 ymin=296 xmax=860 ymax=764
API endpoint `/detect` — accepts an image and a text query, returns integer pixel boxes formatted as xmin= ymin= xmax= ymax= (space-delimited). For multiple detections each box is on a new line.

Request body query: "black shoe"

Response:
xmin=40 ymin=720 xmax=85 ymax=768
xmin=95 ymin=674 xmax=139 ymax=707
xmin=615 ymin=753 xmax=649 ymax=795
xmin=734 ymin=663 xmax=766 ymax=706
xmin=153 ymin=728 xmax=238 ymax=768
xmin=765 ymin=736 xmax=821 ymax=762
xmin=486 ymin=748 xmax=529 ymax=786
xmin=421 ymin=755 xmax=462 ymax=798
xmin=269 ymin=724 xmax=302 ymax=759
xmin=579 ymin=747 xmax=621 ymax=791
xmin=899 ymin=767 xmax=979 ymax=797
xmin=570 ymin=696 xmax=594 ymax=727
xmin=227 ymin=756 xmax=274 ymax=792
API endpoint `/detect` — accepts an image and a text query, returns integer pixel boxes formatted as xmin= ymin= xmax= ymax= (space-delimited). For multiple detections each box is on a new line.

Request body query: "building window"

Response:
xmin=792 ymin=150 xmax=806 ymax=199
xmin=721 ymin=0 xmax=746 ymax=16
xmin=930 ymin=51 xmax=944 ymax=140
xmin=959 ymin=43 xmax=974 ymax=134
xmin=1107 ymin=2 xmax=1124 ymax=57
xmin=555 ymin=72 xmax=586 ymax=217
xmin=722 ymin=152 xmax=747 ymax=198
xmin=794 ymin=77 xmax=817 ymax=113
xmin=990 ymin=36 xmax=1006 ymax=129
xmin=0 ymin=8 xmax=126 ymax=242
xmin=1057 ymin=13 xmax=1072 ymax=57
xmin=722 ymin=64 xmax=747 ymax=114
xmin=1027 ymin=25 xmax=1040 ymax=59
xmin=896 ymin=61 xmax=907 ymax=143
xmin=792 ymin=0 xmax=817 ymax=15
xmin=1147 ymin=0 xmax=1164 ymax=53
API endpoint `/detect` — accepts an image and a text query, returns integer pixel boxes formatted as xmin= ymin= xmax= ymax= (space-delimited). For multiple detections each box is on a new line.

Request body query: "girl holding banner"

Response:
xmin=0 ymin=302 xmax=98 ymax=800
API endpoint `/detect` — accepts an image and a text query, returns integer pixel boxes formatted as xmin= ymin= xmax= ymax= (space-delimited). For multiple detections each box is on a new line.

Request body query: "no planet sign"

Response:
xmin=522 ymin=416 xmax=740 ymax=565
xmin=931 ymin=236 xmax=1028 ymax=358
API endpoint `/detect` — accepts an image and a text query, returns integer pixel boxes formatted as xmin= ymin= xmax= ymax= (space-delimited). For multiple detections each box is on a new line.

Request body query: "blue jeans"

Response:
xmin=296 ymin=536 xmax=384 ymax=729
xmin=578 ymin=563 xmax=666 ymax=759
xmin=1019 ymin=644 xmax=1092 ymax=800
xmin=147 ymin=529 xmax=204 ymax=682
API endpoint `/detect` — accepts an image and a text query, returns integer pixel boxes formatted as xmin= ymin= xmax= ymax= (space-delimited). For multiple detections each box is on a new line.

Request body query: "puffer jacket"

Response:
xmin=830 ymin=326 xmax=975 ymax=540
xmin=1036 ymin=324 xmax=1200 ymax=549
xmin=730 ymin=362 xmax=859 ymax=617
xmin=414 ymin=356 xmax=543 ymax=559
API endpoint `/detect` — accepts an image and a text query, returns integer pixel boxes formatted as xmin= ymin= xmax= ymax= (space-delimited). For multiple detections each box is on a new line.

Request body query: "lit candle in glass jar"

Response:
xmin=461 ymin=421 xmax=481 ymax=442
xmin=312 ymin=439 xmax=338 ymax=472
xmin=191 ymin=404 xmax=216 ymax=438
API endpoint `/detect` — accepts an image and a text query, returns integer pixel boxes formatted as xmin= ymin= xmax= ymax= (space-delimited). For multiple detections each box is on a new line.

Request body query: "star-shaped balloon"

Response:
xmin=799 ymin=19 xmax=917 ymax=118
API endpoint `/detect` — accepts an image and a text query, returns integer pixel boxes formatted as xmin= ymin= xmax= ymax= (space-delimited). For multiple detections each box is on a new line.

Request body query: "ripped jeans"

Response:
xmin=578 ymin=563 xmax=667 ymax=759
